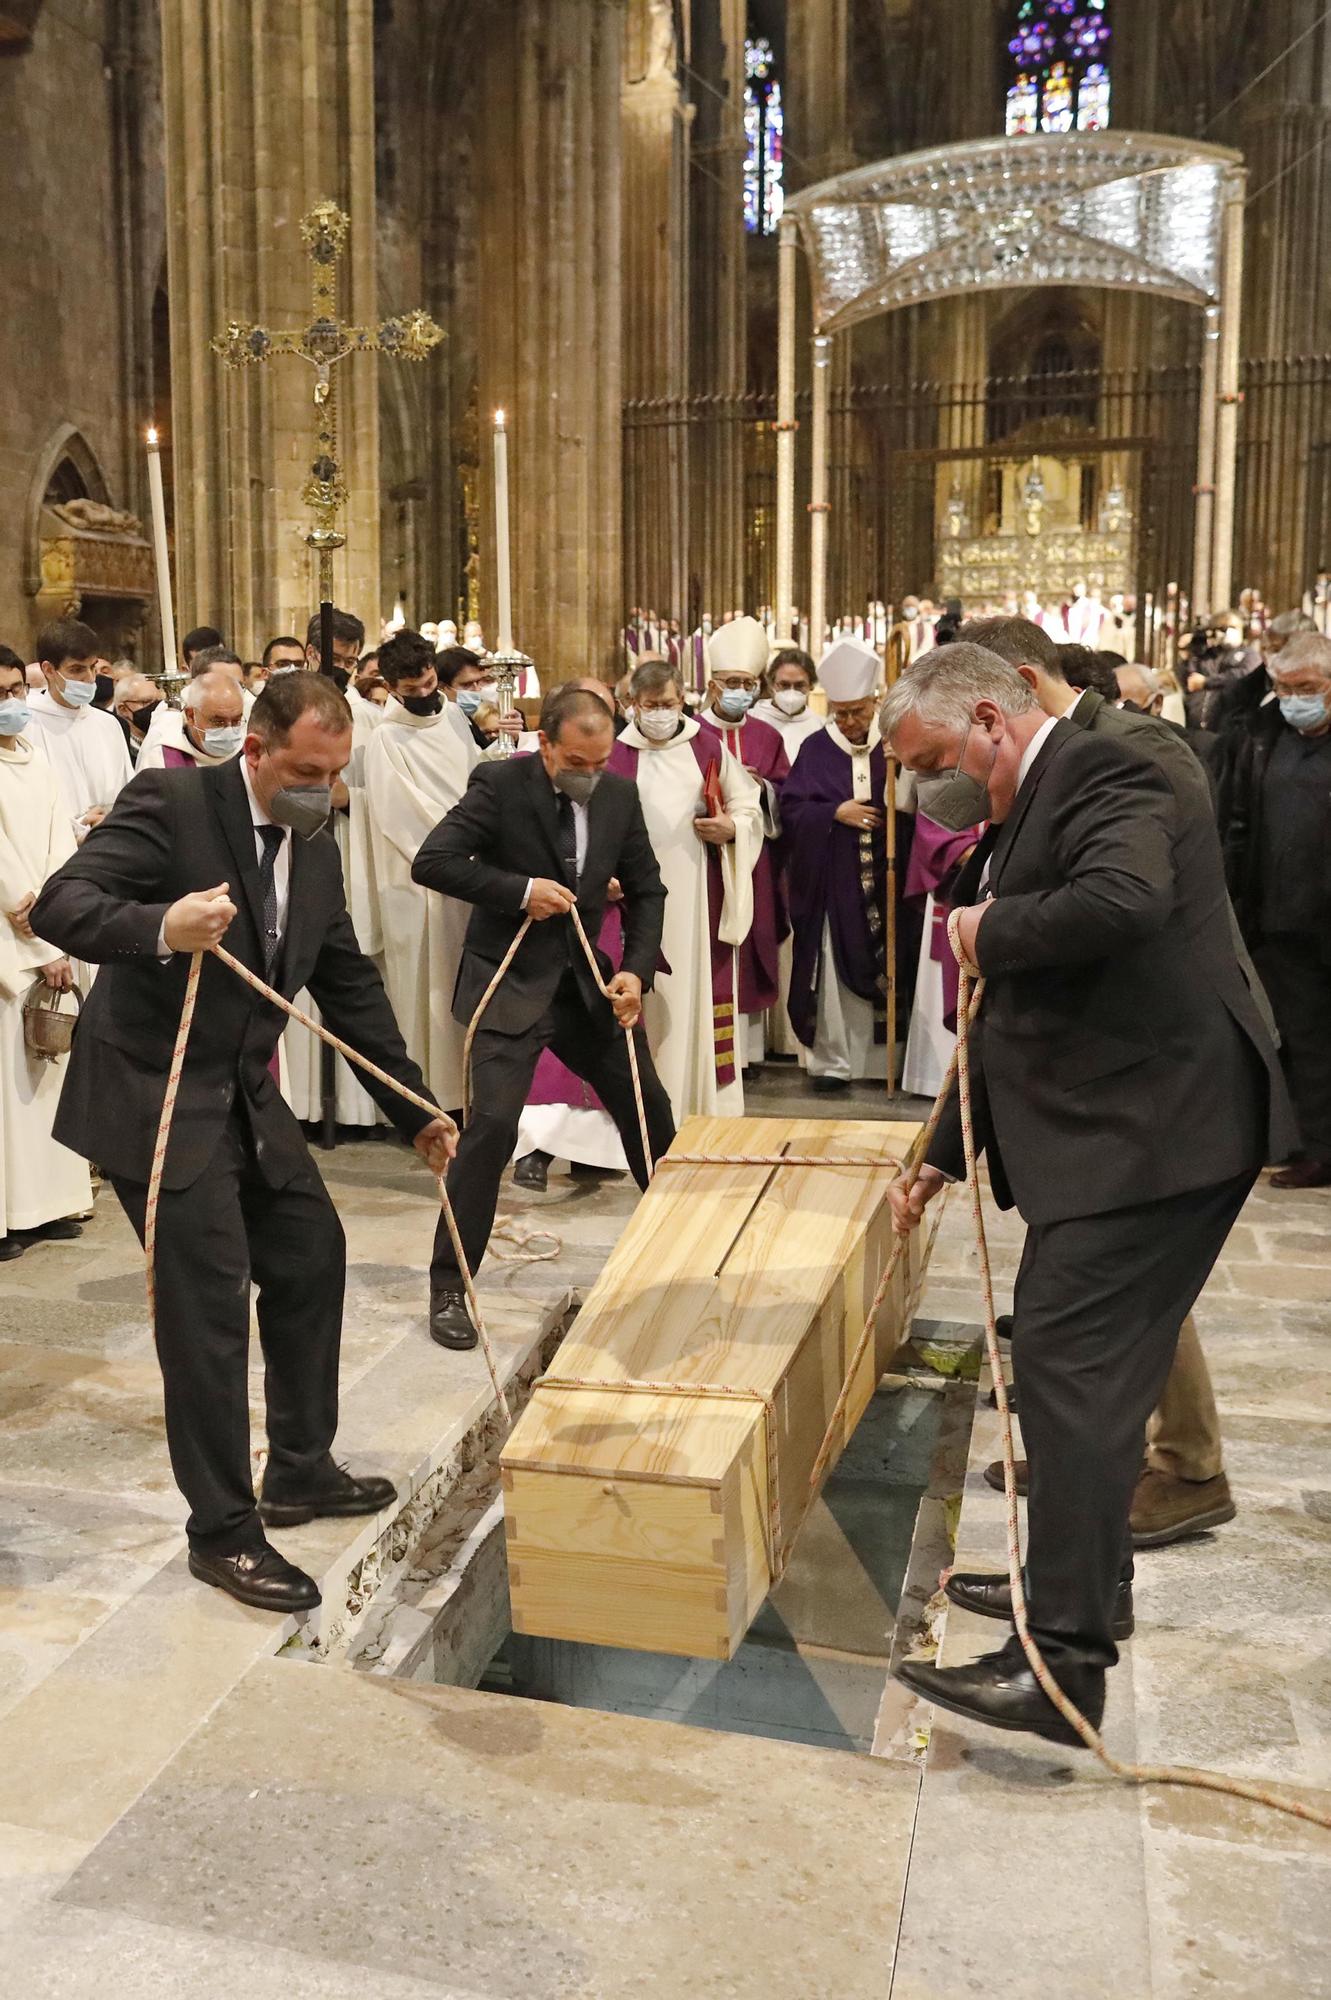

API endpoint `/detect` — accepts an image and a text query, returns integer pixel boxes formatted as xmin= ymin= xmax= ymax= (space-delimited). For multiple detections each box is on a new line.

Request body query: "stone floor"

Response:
xmin=1 ymin=1063 xmax=1329 ymax=1995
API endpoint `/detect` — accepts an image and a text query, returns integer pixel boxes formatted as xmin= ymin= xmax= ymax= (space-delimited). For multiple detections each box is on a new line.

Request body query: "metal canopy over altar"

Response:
xmin=774 ymin=131 xmax=1245 ymax=649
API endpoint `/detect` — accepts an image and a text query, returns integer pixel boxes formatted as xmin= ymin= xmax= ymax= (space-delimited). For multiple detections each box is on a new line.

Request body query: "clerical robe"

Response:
xmin=782 ymin=721 xmax=891 ymax=1078
xmin=901 ymin=815 xmax=984 ymax=1100
xmin=362 ymin=697 xmax=476 ymax=1112
xmin=607 ymin=716 xmax=763 ymax=1120
xmin=698 ymin=711 xmax=789 ymax=1066
xmin=134 ymin=710 xmax=234 ymax=772
xmin=750 ymin=697 xmax=826 ymax=759
xmin=25 ymin=691 xmax=132 ymax=835
xmin=0 ymin=739 xmax=92 ymax=1234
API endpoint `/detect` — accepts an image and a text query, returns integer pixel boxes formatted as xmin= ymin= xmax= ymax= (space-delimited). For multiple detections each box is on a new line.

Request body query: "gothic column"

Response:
xmin=1227 ymin=0 xmax=1331 ymax=606
xmin=622 ymin=1 xmax=690 ymax=627
xmin=474 ymin=0 xmax=624 ymax=682
xmin=160 ymin=0 xmax=380 ymax=652
xmin=688 ymin=0 xmax=747 ymax=623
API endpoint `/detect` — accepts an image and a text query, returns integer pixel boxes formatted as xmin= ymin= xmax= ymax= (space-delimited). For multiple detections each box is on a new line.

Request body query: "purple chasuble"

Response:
xmin=780 ymin=728 xmax=898 ymax=1050
xmin=903 ymin=815 xmax=985 ymax=1034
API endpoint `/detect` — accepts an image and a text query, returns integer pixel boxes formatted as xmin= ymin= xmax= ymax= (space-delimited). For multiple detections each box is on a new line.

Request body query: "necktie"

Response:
xmin=256 ymin=824 xmax=284 ymax=977
xmin=556 ymin=792 xmax=579 ymax=890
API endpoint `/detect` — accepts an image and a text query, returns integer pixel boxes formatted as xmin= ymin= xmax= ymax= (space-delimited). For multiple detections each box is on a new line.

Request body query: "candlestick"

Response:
xmin=493 ymin=408 xmax=514 ymax=654
xmin=145 ymin=426 xmax=179 ymax=678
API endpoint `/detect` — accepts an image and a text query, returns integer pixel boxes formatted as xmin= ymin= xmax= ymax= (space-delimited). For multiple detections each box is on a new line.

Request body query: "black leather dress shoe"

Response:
xmin=512 ymin=1150 xmax=550 ymax=1192
xmin=430 ymin=1289 xmax=479 ymax=1350
xmin=897 ymin=1648 xmax=1105 ymax=1748
xmin=258 ymin=1462 xmax=397 ymax=1528
xmin=188 ymin=1541 xmax=321 ymax=1613
xmin=946 ymin=1570 xmax=1134 ymax=1641
xmin=809 ymin=1075 xmax=849 ymax=1094
xmin=0 ymin=1234 xmax=24 ymax=1262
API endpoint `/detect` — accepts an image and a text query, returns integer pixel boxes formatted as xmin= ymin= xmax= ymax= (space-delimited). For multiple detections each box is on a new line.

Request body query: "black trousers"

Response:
xmin=1003 ymin=1169 xmax=1255 ymax=1676
xmin=1253 ymin=931 xmax=1331 ymax=1159
xmin=112 ymin=1108 xmax=346 ymax=1555
xmin=431 ymin=970 xmax=676 ymax=1289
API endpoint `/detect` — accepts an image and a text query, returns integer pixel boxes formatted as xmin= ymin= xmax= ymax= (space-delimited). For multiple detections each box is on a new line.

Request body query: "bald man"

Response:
xmin=136 ymin=668 xmax=246 ymax=772
xmin=113 ymin=674 xmax=165 ymax=765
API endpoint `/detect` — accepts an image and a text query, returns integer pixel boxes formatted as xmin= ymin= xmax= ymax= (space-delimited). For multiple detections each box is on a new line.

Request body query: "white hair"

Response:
xmin=878 ymin=640 xmax=1037 ymax=739
xmin=1277 ymin=632 xmax=1331 ymax=679
xmin=1116 ymin=661 xmax=1160 ymax=697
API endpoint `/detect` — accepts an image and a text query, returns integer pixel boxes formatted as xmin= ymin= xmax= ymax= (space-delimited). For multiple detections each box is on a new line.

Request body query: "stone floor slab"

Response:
xmin=60 ymin=1656 xmax=921 ymax=2000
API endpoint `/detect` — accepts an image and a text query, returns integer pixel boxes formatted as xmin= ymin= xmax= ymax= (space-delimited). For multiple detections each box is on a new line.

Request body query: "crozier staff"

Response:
xmin=879 ymin=643 xmax=1293 ymax=1748
xmin=31 ymin=674 xmax=455 ymax=1617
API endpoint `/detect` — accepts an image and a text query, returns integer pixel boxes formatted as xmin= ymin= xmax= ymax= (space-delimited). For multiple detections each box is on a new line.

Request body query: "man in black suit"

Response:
xmin=959 ymin=615 xmax=1266 ymax=1551
xmin=411 ymin=685 xmax=676 ymax=1349
xmin=31 ymin=674 xmax=456 ymax=1615
xmin=879 ymin=643 xmax=1293 ymax=1746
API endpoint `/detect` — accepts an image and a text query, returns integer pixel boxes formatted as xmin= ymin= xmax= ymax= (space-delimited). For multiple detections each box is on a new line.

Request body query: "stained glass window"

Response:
xmin=1005 ymin=1 xmax=1112 ymax=136
xmin=744 ymin=37 xmax=785 ymax=236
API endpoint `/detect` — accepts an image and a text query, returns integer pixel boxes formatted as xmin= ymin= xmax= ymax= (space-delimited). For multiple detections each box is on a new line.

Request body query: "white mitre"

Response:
xmin=818 ymin=635 xmax=880 ymax=702
xmin=705 ymin=615 xmax=769 ymax=679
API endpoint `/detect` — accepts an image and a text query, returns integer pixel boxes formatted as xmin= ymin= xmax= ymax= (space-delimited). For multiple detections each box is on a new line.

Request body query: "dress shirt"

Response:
xmin=976 ymin=713 xmax=1060 ymax=898
xmin=157 ymin=759 xmax=291 ymax=958
xmin=239 ymin=756 xmax=292 ymax=941
xmin=521 ymin=774 xmax=589 ymax=910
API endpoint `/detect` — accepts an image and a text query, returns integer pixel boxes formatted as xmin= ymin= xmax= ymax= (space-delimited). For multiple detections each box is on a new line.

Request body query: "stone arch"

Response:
xmin=22 ymin=423 xmax=111 ymax=599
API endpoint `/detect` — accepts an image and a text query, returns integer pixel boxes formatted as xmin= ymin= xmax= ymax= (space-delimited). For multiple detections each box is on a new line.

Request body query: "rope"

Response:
xmin=461 ymin=905 xmax=655 ymax=1184
xmin=943 ymin=907 xmax=1331 ymax=1833
xmin=146 ymin=946 xmax=512 ymax=1428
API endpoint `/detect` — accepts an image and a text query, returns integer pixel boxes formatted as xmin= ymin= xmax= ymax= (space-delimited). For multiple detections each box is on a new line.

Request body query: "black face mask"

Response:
xmin=401 ymin=690 xmax=442 ymax=716
xmin=129 ymin=700 xmax=160 ymax=735
xmin=321 ymin=664 xmax=350 ymax=693
xmin=95 ymin=673 xmax=115 ymax=706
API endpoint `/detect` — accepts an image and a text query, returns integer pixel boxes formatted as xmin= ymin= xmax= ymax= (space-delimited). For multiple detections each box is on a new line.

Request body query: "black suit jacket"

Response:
xmin=410 ymin=754 xmax=667 ymax=1035
xmin=927 ymin=719 xmax=1295 ymax=1223
xmin=31 ymin=759 xmax=437 ymax=1190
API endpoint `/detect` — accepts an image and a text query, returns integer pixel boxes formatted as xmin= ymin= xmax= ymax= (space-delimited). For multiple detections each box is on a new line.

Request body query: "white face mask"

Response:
xmin=773 ymin=688 xmax=809 ymax=716
xmin=636 ymin=706 xmax=681 ymax=742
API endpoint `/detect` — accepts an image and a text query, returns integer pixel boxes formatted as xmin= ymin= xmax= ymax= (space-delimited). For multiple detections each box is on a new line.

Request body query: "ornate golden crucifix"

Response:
xmin=212 ymin=199 xmax=443 ymax=643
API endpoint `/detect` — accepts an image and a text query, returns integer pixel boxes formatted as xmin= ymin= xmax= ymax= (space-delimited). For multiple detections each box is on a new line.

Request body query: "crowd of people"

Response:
xmin=1 ymin=584 xmax=1327 ymax=1621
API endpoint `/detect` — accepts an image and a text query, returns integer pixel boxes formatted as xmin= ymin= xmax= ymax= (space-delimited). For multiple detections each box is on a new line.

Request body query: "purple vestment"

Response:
xmin=903 ymin=815 xmax=984 ymax=1034
xmin=698 ymin=712 xmax=790 ymax=1013
xmin=781 ymin=729 xmax=912 ymax=1049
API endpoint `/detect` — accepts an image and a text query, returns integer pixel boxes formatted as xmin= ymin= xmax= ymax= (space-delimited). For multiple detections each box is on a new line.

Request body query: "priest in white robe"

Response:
xmin=0 ymin=660 xmax=92 ymax=1256
xmin=135 ymin=668 xmax=245 ymax=772
xmin=363 ymin=632 xmax=477 ymax=1113
xmin=607 ymin=658 xmax=763 ymax=1120
xmin=26 ymin=618 xmax=132 ymax=839
xmin=752 ymin=646 xmax=827 ymax=758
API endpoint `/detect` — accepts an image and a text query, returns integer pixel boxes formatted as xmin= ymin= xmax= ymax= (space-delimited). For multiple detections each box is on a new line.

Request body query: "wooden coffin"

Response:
xmin=501 ymin=1114 xmax=929 ymax=1660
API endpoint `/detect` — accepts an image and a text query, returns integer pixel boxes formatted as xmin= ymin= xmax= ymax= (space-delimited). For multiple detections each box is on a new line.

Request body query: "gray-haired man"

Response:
xmin=880 ymin=643 xmax=1292 ymax=1748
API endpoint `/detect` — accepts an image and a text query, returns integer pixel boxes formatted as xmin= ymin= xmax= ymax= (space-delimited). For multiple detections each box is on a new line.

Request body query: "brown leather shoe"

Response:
xmin=1131 ymin=1468 xmax=1236 ymax=1548
xmin=1269 ymin=1156 xmax=1331 ymax=1189
xmin=984 ymin=1457 xmax=1029 ymax=1497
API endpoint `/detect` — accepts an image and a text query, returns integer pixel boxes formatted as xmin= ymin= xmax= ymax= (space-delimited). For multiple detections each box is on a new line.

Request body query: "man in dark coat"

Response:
xmin=411 ymin=685 xmax=676 ymax=1349
xmin=880 ymin=643 xmax=1293 ymax=1747
xmin=1222 ymin=631 xmax=1331 ymax=1187
xmin=31 ymin=674 xmax=455 ymax=1615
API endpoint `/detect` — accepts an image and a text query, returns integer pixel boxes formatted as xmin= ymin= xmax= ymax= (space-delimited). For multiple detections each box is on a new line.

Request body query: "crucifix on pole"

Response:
xmin=212 ymin=198 xmax=444 ymax=671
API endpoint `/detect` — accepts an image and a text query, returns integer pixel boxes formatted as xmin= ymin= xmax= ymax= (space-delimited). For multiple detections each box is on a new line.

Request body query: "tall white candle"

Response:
xmin=493 ymin=408 xmax=514 ymax=654
xmin=145 ymin=427 xmax=178 ymax=674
